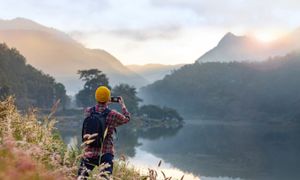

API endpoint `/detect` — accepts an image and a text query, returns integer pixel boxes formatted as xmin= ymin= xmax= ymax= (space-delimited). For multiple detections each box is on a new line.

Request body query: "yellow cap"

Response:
xmin=95 ymin=86 xmax=111 ymax=103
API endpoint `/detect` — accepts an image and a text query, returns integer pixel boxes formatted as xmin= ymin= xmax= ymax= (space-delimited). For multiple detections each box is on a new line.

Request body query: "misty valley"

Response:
xmin=1 ymin=17 xmax=300 ymax=180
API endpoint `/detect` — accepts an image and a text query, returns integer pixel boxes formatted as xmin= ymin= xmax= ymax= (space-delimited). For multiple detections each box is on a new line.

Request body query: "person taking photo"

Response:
xmin=77 ymin=86 xmax=130 ymax=179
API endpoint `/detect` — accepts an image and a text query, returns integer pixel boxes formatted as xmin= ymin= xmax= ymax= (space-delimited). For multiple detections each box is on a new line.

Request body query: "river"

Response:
xmin=56 ymin=117 xmax=300 ymax=180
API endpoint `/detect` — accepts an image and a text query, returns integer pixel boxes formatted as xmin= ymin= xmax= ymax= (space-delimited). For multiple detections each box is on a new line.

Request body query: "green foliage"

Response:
xmin=141 ymin=52 xmax=300 ymax=121
xmin=139 ymin=104 xmax=183 ymax=121
xmin=112 ymin=84 xmax=142 ymax=114
xmin=0 ymin=43 xmax=68 ymax=109
xmin=139 ymin=105 xmax=162 ymax=119
xmin=162 ymin=106 xmax=183 ymax=121
xmin=54 ymin=83 xmax=70 ymax=110
xmin=74 ymin=69 xmax=184 ymax=122
xmin=76 ymin=69 xmax=110 ymax=107
xmin=0 ymin=85 xmax=9 ymax=101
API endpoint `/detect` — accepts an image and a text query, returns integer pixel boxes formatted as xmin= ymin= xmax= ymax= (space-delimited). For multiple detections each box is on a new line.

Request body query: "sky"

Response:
xmin=0 ymin=0 xmax=300 ymax=65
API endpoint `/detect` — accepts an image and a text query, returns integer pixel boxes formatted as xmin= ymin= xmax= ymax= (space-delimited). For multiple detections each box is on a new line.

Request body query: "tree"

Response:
xmin=76 ymin=69 xmax=110 ymax=107
xmin=54 ymin=83 xmax=70 ymax=110
xmin=112 ymin=84 xmax=142 ymax=114
xmin=139 ymin=105 xmax=163 ymax=119
xmin=0 ymin=84 xmax=10 ymax=101
xmin=139 ymin=105 xmax=183 ymax=121
xmin=162 ymin=106 xmax=183 ymax=121
xmin=140 ymin=52 xmax=300 ymax=121
xmin=0 ymin=43 xmax=68 ymax=109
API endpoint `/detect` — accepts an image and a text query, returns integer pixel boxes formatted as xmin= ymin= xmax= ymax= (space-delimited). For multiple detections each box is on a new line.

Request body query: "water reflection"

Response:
xmin=139 ymin=120 xmax=300 ymax=180
xmin=126 ymin=145 xmax=243 ymax=180
xmin=114 ymin=124 xmax=141 ymax=157
xmin=56 ymin=116 xmax=183 ymax=158
xmin=128 ymin=147 xmax=200 ymax=180
xmin=138 ymin=126 xmax=183 ymax=140
xmin=56 ymin=117 xmax=300 ymax=180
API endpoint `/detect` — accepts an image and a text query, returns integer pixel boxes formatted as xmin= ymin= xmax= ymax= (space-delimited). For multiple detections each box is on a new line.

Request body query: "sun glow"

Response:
xmin=254 ymin=32 xmax=278 ymax=43
xmin=253 ymin=30 xmax=287 ymax=43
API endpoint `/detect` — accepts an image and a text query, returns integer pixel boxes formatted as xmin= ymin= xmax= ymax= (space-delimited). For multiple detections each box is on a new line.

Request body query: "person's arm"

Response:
xmin=112 ymin=97 xmax=130 ymax=126
xmin=120 ymin=97 xmax=130 ymax=120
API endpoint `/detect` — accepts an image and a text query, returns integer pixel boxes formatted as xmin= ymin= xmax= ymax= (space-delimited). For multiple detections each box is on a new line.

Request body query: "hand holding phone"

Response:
xmin=111 ymin=96 xmax=121 ymax=103
xmin=118 ymin=96 xmax=124 ymax=105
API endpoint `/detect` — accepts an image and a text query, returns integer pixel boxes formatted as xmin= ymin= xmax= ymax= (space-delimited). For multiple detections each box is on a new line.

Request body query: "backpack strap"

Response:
xmin=101 ymin=108 xmax=111 ymax=116
xmin=99 ymin=108 xmax=111 ymax=152
xmin=102 ymin=108 xmax=117 ymax=136
xmin=90 ymin=106 xmax=110 ymax=115
xmin=91 ymin=106 xmax=97 ymax=114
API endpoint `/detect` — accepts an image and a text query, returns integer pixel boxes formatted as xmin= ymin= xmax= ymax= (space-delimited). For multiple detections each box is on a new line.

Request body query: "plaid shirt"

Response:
xmin=83 ymin=103 xmax=130 ymax=158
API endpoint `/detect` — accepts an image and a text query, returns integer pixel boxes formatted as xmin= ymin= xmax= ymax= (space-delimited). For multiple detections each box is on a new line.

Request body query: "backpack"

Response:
xmin=81 ymin=107 xmax=111 ymax=148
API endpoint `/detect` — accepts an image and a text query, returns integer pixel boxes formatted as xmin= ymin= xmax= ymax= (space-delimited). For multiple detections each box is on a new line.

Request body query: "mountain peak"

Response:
xmin=0 ymin=18 xmax=148 ymax=93
xmin=11 ymin=17 xmax=36 ymax=23
xmin=0 ymin=17 xmax=60 ymax=35
xmin=218 ymin=32 xmax=240 ymax=46
xmin=224 ymin=32 xmax=236 ymax=37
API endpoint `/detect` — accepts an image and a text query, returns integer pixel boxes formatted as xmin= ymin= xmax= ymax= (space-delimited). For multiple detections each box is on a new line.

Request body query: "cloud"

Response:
xmin=151 ymin=0 xmax=300 ymax=29
xmin=71 ymin=26 xmax=225 ymax=65
xmin=88 ymin=0 xmax=202 ymax=33
xmin=107 ymin=27 xmax=182 ymax=41
xmin=1 ymin=0 xmax=299 ymax=39
xmin=0 ymin=0 xmax=109 ymax=30
xmin=70 ymin=25 xmax=182 ymax=42
xmin=0 ymin=0 xmax=201 ymax=35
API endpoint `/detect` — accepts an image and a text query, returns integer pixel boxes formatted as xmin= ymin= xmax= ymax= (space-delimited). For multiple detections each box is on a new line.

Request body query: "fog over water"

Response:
xmin=57 ymin=117 xmax=300 ymax=180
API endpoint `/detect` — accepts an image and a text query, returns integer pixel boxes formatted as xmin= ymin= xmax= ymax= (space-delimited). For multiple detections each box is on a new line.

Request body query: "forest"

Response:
xmin=0 ymin=43 xmax=69 ymax=109
xmin=141 ymin=52 xmax=300 ymax=122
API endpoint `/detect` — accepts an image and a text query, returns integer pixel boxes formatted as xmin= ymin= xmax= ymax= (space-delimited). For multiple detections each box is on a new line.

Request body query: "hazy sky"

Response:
xmin=0 ymin=0 xmax=300 ymax=65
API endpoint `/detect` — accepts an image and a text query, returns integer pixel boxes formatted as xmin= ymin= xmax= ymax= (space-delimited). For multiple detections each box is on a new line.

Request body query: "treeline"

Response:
xmin=140 ymin=52 xmax=300 ymax=121
xmin=75 ymin=69 xmax=183 ymax=122
xmin=0 ymin=42 xmax=182 ymax=122
xmin=139 ymin=105 xmax=183 ymax=121
xmin=0 ymin=43 xmax=69 ymax=109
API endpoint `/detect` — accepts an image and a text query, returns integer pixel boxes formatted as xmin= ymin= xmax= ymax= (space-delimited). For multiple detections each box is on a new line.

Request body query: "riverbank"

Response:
xmin=0 ymin=97 xmax=162 ymax=180
xmin=54 ymin=108 xmax=184 ymax=134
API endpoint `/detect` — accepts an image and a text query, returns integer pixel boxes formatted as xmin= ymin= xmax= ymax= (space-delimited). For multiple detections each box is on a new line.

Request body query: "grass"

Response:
xmin=0 ymin=97 xmax=185 ymax=180
xmin=0 ymin=97 xmax=75 ymax=179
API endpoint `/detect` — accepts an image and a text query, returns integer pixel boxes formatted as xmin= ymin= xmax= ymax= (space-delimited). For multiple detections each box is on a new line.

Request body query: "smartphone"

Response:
xmin=111 ymin=96 xmax=121 ymax=103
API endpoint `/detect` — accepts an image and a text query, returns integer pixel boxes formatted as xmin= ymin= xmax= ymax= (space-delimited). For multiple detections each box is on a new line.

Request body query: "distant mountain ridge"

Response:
xmin=0 ymin=18 xmax=56 ymax=32
xmin=127 ymin=63 xmax=185 ymax=83
xmin=141 ymin=27 xmax=300 ymax=119
xmin=140 ymin=52 xmax=300 ymax=120
xmin=0 ymin=18 xmax=147 ymax=94
xmin=196 ymin=30 xmax=300 ymax=63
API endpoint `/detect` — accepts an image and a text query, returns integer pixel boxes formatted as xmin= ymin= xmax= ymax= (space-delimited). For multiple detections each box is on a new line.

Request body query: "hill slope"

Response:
xmin=0 ymin=18 xmax=147 ymax=94
xmin=127 ymin=63 xmax=184 ymax=83
xmin=196 ymin=31 xmax=300 ymax=63
xmin=140 ymin=52 xmax=300 ymax=121
xmin=0 ymin=43 xmax=68 ymax=108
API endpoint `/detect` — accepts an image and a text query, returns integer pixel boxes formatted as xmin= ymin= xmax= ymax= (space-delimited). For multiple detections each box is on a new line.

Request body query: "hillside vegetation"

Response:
xmin=141 ymin=52 xmax=300 ymax=121
xmin=0 ymin=43 xmax=68 ymax=109
xmin=0 ymin=97 xmax=142 ymax=179
xmin=0 ymin=97 xmax=186 ymax=180
xmin=127 ymin=64 xmax=184 ymax=83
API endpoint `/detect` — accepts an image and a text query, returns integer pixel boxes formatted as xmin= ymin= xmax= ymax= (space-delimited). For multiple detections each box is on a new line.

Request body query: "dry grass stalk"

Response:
xmin=0 ymin=97 xmax=186 ymax=180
